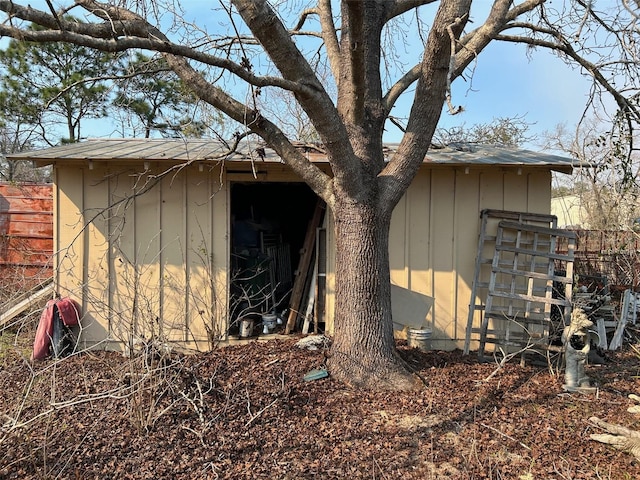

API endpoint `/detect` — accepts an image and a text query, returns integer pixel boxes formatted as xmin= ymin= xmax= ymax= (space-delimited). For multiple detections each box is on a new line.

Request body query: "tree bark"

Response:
xmin=327 ymin=198 xmax=421 ymax=390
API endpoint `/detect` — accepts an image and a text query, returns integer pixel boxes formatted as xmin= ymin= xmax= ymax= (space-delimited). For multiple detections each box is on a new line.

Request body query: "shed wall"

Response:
xmin=55 ymin=162 xmax=551 ymax=352
xmin=383 ymin=167 xmax=551 ymax=350
xmin=54 ymin=164 xmax=228 ymax=351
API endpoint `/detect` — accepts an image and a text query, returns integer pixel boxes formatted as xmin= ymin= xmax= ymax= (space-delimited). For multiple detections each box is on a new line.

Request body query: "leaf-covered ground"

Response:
xmin=1 ymin=333 xmax=640 ymax=479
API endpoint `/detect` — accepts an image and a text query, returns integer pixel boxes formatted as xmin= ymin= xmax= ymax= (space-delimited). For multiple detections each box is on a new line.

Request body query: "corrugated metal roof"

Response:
xmin=7 ymin=138 xmax=275 ymax=163
xmin=7 ymin=138 xmax=581 ymax=169
xmin=422 ymin=143 xmax=580 ymax=167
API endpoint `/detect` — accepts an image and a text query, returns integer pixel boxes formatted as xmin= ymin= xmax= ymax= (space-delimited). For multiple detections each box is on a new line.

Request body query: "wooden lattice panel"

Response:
xmin=464 ymin=210 xmax=558 ymax=354
xmin=476 ymin=221 xmax=576 ymax=359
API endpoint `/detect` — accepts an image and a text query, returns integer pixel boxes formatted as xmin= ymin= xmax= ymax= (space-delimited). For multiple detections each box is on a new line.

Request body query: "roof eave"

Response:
xmin=550 ymin=166 xmax=575 ymax=174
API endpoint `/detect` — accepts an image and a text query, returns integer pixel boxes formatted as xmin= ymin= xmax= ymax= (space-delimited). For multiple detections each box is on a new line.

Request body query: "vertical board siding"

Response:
xmin=388 ymin=171 xmax=434 ymax=333
xmin=56 ymin=160 xmax=550 ymax=352
xmin=133 ymin=169 xmax=161 ymax=345
xmin=389 ymin=193 xmax=407 ymax=285
xmin=83 ymin=168 xmax=110 ymax=347
xmin=430 ymin=170 xmax=456 ymax=342
xmin=211 ymin=171 xmax=229 ymax=342
xmin=109 ymin=169 xmax=138 ymax=345
xmin=407 ymin=170 xmax=431 ymax=297
xmin=56 ymin=164 xmax=228 ymax=351
xmin=479 ymin=171 xmax=505 ymax=210
xmin=185 ymin=168 xmax=214 ymax=347
xmin=503 ymin=172 xmax=529 ymax=212
xmin=454 ymin=170 xmax=481 ymax=344
xmin=160 ymin=173 xmax=188 ymax=342
xmin=388 ymin=167 xmax=552 ymax=349
xmin=527 ymin=172 xmax=551 ymax=213
xmin=56 ymin=167 xmax=85 ymax=301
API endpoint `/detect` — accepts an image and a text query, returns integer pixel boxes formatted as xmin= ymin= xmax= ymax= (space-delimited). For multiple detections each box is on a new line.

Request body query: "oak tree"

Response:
xmin=1 ymin=0 xmax=638 ymax=389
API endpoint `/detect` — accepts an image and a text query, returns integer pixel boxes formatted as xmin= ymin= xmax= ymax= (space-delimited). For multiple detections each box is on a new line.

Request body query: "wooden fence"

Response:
xmin=0 ymin=183 xmax=53 ymax=295
xmin=556 ymin=229 xmax=640 ymax=293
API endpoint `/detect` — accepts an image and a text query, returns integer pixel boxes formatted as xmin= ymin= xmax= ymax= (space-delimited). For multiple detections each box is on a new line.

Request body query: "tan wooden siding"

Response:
xmin=453 ymin=170 xmax=482 ymax=347
xmin=55 ymin=160 xmax=550 ymax=352
xmin=55 ymin=166 xmax=86 ymax=322
xmin=55 ymin=164 xmax=228 ymax=351
xmin=383 ymin=168 xmax=552 ymax=350
xmin=85 ymin=167 xmax=110 ymax=347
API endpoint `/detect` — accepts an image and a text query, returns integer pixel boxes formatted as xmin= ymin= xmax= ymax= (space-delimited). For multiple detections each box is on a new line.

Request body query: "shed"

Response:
xmin=8 ymin=139 xmax=578 ymax=352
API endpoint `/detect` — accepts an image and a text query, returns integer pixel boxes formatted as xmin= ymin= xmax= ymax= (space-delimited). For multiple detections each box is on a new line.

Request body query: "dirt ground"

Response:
xmin=1 ymin=332 xmax=640 ymax=480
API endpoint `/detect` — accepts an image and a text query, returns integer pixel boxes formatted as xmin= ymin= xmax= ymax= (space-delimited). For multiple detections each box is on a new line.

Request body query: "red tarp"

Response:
xmin=32 ymin=298 xmax=81 ymax=361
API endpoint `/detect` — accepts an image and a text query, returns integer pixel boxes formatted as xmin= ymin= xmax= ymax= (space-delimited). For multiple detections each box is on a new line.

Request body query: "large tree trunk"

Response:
xmin=326 ymin=199 xmax=421 ymax=390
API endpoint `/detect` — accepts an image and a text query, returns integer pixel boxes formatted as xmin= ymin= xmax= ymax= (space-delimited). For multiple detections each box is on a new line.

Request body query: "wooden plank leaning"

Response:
xmin=0 ymin=279 xmax=54 ymax=331
xmin=285 ymin=199 xmax=325 ymax=334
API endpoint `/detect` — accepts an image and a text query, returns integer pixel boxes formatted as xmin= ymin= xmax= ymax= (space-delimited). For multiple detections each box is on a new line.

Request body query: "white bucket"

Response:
xmin=239 ymin=318 xmax=254 ymax=338
xmin=407 ymin=328 xmax=432 ymax=351
xmin=262 ymin=313 xmax=277 ymax=334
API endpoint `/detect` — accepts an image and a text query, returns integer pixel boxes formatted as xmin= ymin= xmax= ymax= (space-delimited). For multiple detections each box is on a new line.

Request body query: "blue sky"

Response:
xmin=385 ymin=36 xmax=595 ymax=148
xmin=20 ymin=1 xmax=600 ymax=151
xmin=447 ymin=42 xmax=593 ymax=146
xmin=377 ymin=1 xmax=606 ymax=150
xmin=87 ymin=0 xmax=600 ymax=150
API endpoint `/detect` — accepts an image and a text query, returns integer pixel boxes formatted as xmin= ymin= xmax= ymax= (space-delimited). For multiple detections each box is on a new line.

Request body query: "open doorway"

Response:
xmin=229 ymin=182 xmax=319 ymax=336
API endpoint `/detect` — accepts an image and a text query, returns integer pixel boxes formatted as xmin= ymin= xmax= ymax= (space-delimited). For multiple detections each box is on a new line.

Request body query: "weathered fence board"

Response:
xmin=0 ymin=183 xmax=53 ymax=289
xmin=557 ymin=229 xmax=640 ymax=290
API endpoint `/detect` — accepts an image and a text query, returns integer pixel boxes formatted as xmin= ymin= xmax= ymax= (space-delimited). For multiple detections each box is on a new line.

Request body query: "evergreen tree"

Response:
xmin=114 ymin=53 xmax=206 ymax=138
xmin=0 ymin=20 xmax=117 ymax=145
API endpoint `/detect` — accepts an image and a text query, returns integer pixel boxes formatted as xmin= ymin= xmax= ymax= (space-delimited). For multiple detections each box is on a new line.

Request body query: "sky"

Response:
xmin=381 ymin=8 xmax=599 ymax=150
xmin=431 ymin=42 xmax=593 ymax=146
xmin=199 ymin=1 xmax=602 ymax=153
xmin=15 ymin=1 xmax=604 ymax=154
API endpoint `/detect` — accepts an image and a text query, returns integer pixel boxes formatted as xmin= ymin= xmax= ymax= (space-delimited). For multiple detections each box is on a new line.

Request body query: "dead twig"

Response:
xmin=481 ymin=343 xmax=533 ymax=383
xmin=245 ymin=398 xmax=278 ymax=428
xmin=480 ymin=422 xmax=531 ymax=451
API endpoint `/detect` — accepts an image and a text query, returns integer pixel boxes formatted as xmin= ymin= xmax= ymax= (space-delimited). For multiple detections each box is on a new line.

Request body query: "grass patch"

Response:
xmin=0 ymin=329 xmax=32 ymax=362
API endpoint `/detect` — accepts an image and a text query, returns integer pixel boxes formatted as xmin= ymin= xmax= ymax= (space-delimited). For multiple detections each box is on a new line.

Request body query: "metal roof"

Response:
xmin=422 ymin=143 xmax=580 ymax=168
xmin=7 ymin=138 xmax=581 ymax=171
xmin=7 ymin=138 xmax=271 ymax=163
